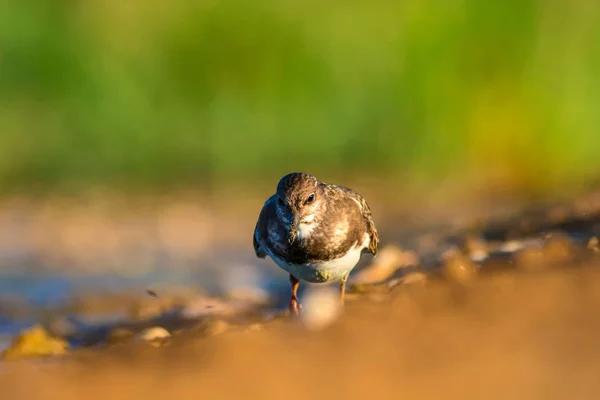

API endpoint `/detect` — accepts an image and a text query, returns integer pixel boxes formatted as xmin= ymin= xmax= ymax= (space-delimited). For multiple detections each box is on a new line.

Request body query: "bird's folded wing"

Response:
xmin=253 ymin=196 xmax=276 ymax=258
xmin=343 ymin=188 xmax=379 ymax=256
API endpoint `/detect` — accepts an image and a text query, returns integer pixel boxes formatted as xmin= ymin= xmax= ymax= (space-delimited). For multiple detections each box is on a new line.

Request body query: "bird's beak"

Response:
xmin=288 ymin=215 xmax=301 ymax=245
xmin=288 ymin=227 xmax=296 ymax=245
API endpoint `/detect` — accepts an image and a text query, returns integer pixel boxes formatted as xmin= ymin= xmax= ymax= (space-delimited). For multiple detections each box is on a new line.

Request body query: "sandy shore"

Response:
xmin=2 ymin=255 xmax=600 ymax=400
xmin=2 ymin=185 xmax=600 ymax=399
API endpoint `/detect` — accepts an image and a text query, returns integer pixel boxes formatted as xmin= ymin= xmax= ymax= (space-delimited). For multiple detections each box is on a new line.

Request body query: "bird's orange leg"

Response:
xmin=289 ymin=274 xmax=301 ymax=315
xmin=339 ymin=272 xmax=349 ymax=304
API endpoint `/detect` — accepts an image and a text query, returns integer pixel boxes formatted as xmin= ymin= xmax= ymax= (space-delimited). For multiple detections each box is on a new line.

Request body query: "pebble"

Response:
xmin=515 ymin=247 xmax=546 ymax=271
xmin=441 ymin=249 xmax=479 ymax=285
xmin=135 ymin=326 xmax=171 ymax=347
xmin=499 ymin=240 xmax=525 ymax=253
xmin=388 ymin=271 xmax=428 ymax=290
xmin=587 ymin=236 xmax=599 ymax=252
xmin=543 ymin=234 xmax=575 ymax=264
xmin=463 ymin=236 xmax=489 ymax=262
xmin=299 ymin=287 xmax=343 ymax=331
xmin=515 ymin=233 xmax=576 ymax=271
xmin=348 ymin=244 xmax=419 ymax=286
xmin=2 ymin=325 xmax=68 ymax=360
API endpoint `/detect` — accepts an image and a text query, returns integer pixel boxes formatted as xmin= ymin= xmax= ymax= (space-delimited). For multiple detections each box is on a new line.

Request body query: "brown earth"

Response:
xmin=2 ymin=255 xmax=600 ymax=400
xmin=2 ymin=184 xmax=600 ymax=400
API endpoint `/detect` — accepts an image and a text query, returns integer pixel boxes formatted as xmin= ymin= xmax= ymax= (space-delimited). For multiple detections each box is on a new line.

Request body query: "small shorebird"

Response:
xmin=253 ymin=172 xmax=379 ymax=315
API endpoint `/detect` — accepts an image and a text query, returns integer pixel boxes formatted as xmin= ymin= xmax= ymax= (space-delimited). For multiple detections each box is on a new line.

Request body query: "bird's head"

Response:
xmin=275 ymin=172 xmax=324 ymax=244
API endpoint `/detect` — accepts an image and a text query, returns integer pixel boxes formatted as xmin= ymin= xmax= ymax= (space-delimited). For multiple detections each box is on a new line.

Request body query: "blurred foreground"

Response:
xmin=2 ymin=250 xmax=600 ymax=399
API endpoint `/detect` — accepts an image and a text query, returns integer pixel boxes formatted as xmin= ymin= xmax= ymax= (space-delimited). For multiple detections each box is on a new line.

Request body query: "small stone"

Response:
xmin=441 ymin=250 xmax=478 ymax=285
xmin=463 ymin=236 xmax=489 ymax=262
xmin=515 ymin=247 xmax=546 ymax=271
xmin=499 ymin=240 xmax=525 ymax=253
xmin=469 ymin=250 xmax=488 ymax=262
xmin=387 ymin=279 xmax=401 ymax=290
xmin=388 ymin=271 xmax=428 ymax=290
xmin=543 ymin=234 xmax=575 ymax=264
xmin=2 ymin=325 xmax=68 ymax=360
xmin=440 ymin=246 xmax=461 ymax=262
xmin=587 ymin=237 xmax=599 ymax=252
xmin=349 ymin=245 xmax=419 ymax=286
xmin=135 ymin=326 xmax=171 ymax=347
xmin=300 ymin=287 xmax=343 ymax=331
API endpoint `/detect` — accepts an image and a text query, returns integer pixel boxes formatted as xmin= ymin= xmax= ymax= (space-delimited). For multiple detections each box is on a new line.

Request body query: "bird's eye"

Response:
xmin=305 ymin=193 xmax=315 ymax=204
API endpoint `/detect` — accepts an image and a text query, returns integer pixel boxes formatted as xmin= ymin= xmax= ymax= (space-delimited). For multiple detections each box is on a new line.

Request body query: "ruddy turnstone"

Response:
xmin=253 ymin=172 xmax=379 ymax=315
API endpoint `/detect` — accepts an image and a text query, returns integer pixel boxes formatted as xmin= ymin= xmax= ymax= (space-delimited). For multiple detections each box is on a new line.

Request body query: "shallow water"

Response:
xmin=0 ymin=255 xmax=295 ymax=351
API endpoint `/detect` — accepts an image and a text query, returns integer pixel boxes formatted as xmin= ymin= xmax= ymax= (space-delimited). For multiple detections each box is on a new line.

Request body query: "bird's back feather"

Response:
xmin=334 ymin=185 xmax=379 ymax=256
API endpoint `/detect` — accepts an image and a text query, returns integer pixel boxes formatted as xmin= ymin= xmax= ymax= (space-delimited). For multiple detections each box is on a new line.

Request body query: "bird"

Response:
xmin=253 ymin=172 xmax=379 ymax=315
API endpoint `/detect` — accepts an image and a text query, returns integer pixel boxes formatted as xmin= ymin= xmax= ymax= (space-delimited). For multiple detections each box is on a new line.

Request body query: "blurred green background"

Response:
xmin=1 ymin=0 xmax=599 ymax=195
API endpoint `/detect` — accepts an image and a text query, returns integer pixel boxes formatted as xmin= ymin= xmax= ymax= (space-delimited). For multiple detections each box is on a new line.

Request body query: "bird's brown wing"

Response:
xmin=360 ymin=196 xmax=379 ymax=256
xmin=340 ymin=187 xmax=379 ymax=256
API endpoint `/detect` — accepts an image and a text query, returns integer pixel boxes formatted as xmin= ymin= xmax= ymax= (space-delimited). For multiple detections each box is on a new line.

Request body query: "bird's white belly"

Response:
xmin=268 ymin=245 xmax=365 ymax=283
